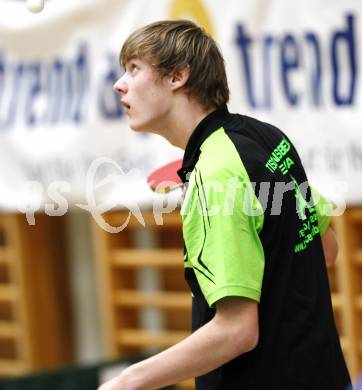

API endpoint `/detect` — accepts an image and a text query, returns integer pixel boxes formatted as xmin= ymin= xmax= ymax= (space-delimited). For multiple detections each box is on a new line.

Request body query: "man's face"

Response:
xmin=113 ymin=57 xmax=173 ymax=133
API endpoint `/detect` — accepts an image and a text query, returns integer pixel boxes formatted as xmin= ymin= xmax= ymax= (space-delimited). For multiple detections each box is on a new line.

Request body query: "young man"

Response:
xmin=101 ymin=20 xmax=351 ymax=390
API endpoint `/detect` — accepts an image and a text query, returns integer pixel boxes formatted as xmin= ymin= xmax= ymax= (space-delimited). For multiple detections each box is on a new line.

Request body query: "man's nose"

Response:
xmin=113 ymin=75 xmax=127 ymax=95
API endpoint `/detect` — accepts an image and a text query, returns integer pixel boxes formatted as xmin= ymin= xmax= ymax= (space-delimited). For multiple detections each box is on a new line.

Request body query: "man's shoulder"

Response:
xmin=197 ymin=127 xmax=248 ymax=179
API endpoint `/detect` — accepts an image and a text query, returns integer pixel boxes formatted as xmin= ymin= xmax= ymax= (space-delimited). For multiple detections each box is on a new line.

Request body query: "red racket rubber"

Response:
xmin=147 ymin=159 xmax=183 ymax=193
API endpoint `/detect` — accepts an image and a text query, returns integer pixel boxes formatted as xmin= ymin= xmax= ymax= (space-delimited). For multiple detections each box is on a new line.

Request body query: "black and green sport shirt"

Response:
xmin=177 ymin=105 xmax=351 ymax=390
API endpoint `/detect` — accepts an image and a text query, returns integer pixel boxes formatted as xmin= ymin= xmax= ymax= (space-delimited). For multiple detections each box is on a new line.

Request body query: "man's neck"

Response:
xmin=161 ymin=99 xmax=216 ymax=150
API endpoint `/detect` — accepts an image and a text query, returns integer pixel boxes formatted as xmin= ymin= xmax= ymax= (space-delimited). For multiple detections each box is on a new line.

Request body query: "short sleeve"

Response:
xmin=182 ymin=162 xmax=265 ymax=308
xmin=311 ymin=186 xmax=333 ymax=236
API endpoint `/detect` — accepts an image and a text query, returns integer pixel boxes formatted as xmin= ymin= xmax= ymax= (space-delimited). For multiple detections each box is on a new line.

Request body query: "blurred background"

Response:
xmin=0 ymin=0 xmax=361 ymax=389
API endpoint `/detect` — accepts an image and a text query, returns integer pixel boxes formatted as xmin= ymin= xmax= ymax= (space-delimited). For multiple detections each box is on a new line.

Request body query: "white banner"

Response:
xmin=0 ymin=0 xmax=361 ymax=215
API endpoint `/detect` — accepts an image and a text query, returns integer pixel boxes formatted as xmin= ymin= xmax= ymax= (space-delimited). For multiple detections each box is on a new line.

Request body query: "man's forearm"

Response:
xmin=118 ymin=316 xmax=255 ymax=390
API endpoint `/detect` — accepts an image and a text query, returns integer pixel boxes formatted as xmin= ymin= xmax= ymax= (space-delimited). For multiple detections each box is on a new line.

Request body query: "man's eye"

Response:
xmin=129 ymin=64 xmax=139 ymax=75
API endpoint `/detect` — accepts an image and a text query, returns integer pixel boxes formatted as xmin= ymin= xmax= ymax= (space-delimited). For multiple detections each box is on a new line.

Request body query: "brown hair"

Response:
xmin=120 ymin=19 xmax=229 ymax=110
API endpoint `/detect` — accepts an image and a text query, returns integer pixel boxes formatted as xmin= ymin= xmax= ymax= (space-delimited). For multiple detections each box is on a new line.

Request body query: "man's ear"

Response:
xmin=169 ymin=65 xmax=190 ymax=91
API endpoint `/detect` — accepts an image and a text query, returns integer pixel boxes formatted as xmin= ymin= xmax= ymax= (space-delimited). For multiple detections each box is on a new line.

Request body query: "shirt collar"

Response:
xmin=177 ymin=104 xmax=230 ymax=183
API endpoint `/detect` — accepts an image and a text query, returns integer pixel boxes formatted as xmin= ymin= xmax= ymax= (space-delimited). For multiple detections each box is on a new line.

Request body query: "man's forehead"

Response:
xmin=124 ymin=56 xmax=152 ymax=67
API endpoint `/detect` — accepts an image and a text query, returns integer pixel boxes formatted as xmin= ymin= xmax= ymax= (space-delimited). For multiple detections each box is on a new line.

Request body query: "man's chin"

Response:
xmin=128 ymin=122 xmax=144 ymax=132
xmin=129 ymin=122 xmax=156 ymax=134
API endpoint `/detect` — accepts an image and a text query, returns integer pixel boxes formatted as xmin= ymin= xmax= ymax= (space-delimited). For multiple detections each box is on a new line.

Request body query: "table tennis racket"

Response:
xmin=147 ymin=159 xmax=183 ymax=193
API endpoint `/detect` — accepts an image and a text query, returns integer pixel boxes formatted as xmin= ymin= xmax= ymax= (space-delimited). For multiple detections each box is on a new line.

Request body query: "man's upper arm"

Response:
xmin=182 ymin=144 xmax=265 ymax=309
xmin=192 ymin=169 xmax=265 ymax=307
xmin=321 ymin=226 xmax=339 ymax=266
xmin=215 ymin=296 xmax=259 ymax=353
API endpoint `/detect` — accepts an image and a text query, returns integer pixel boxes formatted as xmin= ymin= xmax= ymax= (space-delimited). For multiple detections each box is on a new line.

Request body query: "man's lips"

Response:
xmin=121 ymin=100 xmax=131 ymax=111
